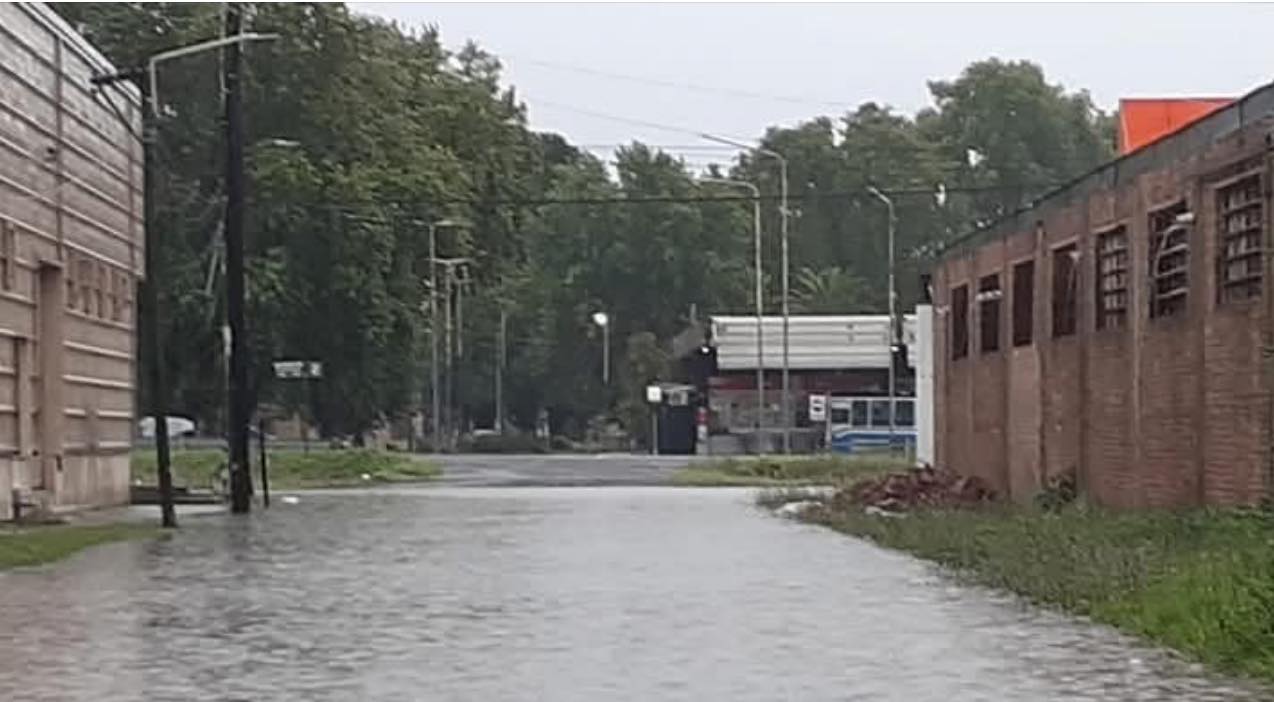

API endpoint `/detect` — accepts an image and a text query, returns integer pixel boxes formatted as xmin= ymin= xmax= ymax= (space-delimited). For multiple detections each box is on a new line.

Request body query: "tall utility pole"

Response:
xmin=427 ymin=220 xmax=463 ymax=451
xmin=139 ymin=79 xmax=177 ymax=529
xmin=434 ymin=257 xmax=470 ymax=450
xmin=698 ymin=177 xmax=764 ymax=450
xmin=777 ymin=158 xmax=790 ymax=454
xmin=224 ymin=4 xmax=252 ymax=513
xmin=868 ymin=186 xmax=899 ymax=451
xmin=495 ymin=307 xmax=506 ymax=433
xmin=699 ymin=134 xmax=788 ymax=453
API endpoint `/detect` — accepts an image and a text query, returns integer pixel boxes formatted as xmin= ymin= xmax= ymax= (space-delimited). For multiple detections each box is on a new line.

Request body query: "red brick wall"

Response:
xmin=932 ymin=125 xmax=1272 ymax=508
xmin=1005 ymin=229 xmax=1043 ymax=499
xmin=1084 ymin=190 xmax=1139 ymax=507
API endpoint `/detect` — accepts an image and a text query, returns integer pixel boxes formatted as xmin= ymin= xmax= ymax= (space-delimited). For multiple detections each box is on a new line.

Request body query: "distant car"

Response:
xmin=138 ymin=415 xmax=197 ymax=439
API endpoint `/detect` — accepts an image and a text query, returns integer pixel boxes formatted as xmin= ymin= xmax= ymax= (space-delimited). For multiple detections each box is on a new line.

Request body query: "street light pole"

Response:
xmin=434 ymin=257 xmax=470 ymax=451
xmin=427 ymin=220 xmax=463 ymax=451
xmin=698 ymin=177 xmax=764 ymax=449
xmin=700 ymin=134 xmax=789 ymax=454
xmin=867 ymin=186 xmax=899 ymax=451
xmin=591 ymin=312 xmax=610 ymax=385
xmin=495 ymin=306 xmax=506 ymax=433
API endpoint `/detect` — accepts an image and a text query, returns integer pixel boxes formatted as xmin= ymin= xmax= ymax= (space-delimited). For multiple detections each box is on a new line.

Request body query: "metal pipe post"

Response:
xmin=778 ymin=156 xmax=790 ymax=454
xmin=868 ymin=186 xmax=899 ymax=451
xmin=429 ymin=225 xmax=440 ymax=451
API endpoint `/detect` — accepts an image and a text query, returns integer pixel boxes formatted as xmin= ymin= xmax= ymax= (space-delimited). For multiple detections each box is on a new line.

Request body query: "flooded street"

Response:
xmin=0 ymin=468 xmax=1267 ymax=701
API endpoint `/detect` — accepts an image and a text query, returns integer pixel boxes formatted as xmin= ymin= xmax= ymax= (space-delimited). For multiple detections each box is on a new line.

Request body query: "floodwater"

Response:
xmin=0 ymin=483 xmax=1267 ymax=701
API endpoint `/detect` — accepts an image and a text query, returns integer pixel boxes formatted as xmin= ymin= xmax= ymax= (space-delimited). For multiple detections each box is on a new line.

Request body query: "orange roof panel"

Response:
xmin=1119 ymin=98 xmax=1234 ymax=155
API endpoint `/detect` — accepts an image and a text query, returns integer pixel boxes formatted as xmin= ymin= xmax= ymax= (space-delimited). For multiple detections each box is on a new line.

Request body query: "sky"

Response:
xmin=352 ymin=2 xmax=1274 ymax=166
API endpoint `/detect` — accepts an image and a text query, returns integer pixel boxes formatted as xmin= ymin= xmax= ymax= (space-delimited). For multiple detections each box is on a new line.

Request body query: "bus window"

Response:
xmin=870 ymin=399 xmax=891 ymax=427
xmin=851 ymin=400 xmax=869 ymax=427
xmin=830 ymin=407 xmax=850 ymax=424
xmin=895 ymin=399 xmax=915 ymax=427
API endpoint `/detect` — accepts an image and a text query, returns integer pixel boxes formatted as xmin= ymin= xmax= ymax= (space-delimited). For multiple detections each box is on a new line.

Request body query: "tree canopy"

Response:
xmin=54 ymin=3 xmax=1115 ymax=441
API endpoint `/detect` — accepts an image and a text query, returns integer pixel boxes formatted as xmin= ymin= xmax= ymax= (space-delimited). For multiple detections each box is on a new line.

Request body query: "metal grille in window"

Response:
xmin=977 ymin=273 xmax=1001 ymax=353
xmin=1149 ymin=201 xmax=1189 ymax=318
xmin=1217 ymin=174 xmax=1263 ymax=303
xmin=1095 ymin=225 xmax=1128 ymax=329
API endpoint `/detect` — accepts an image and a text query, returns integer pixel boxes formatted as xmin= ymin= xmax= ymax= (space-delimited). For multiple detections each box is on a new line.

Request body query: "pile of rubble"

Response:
xmin=832 ymin=466 xmax=995 ymax=513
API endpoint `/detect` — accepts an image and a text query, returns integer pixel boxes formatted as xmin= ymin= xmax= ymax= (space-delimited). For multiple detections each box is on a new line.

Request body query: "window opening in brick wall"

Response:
xmin=1012 ymin=259 xmax=1034 ymax=346
xmin=1217 ymin=174 xmax=1263 ymax=303
xmin=65 ymin=251 xmax=77 ymax=310
xmin=1149 ymin=200 xmax=1189 ymax=318
xmin=95 ymin=262 xmax=107 ymax=318
xmin=1052 ymin=244 xmax=1078 ymax=337
xmin=0 ymin=220 xmax=14 ymax=292
xmin=951 ymin=284 xmax=969 ymax=359
xmin=78 ymin=258 xmax=94 ymax=314
xmin=121 ymin=270 xmax=134 ymax=324
xmin=977 ymin=273 xmax=1002 ymax=352
xmin=1096 ymin=225 xmax=1129 ymax=329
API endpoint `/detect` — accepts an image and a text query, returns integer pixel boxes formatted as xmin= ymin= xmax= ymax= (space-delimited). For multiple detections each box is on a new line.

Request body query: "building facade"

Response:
xmin=0 ymin=5 xmax=143 ymax=518
xmin=932 ymin=81 xmax=1274 ymax=508
xmin=705 ymin=315 xmax=919 ymax=453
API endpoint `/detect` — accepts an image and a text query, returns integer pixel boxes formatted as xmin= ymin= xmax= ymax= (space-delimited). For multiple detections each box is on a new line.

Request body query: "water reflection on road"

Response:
xmin=0 ymin=485 xmax=1266 ymax=701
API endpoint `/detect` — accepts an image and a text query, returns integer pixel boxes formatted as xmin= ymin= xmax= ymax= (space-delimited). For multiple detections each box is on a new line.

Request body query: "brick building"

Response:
xmin=932 ymin=81 xmax=1274 ymax=508
xmin=0 ymin=5 xmax=144 ymax=518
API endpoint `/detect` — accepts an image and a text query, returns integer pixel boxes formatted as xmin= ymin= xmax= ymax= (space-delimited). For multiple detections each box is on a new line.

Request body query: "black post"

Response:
xmin=224 ymin=4 xmax=252 ymax=513
xmin=139 ymin=79 xmax=177 ymax=529
xmin=258 ymin=417 xmax=270 ymax=508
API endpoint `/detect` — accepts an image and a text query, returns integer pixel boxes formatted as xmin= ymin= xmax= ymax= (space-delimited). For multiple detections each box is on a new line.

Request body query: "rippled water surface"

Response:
xmin=0 ymin=485 xmax=1267 ymax=701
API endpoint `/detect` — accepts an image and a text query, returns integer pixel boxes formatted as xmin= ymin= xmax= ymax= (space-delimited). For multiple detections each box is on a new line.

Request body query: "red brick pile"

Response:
xmin=834 ymin=466 xmax=995 ymax=512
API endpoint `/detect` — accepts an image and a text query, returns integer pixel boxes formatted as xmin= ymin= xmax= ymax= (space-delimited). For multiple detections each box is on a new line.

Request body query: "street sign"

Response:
xmin=273 ymin=360 xmax=323 ymax=379
xmin=645 ymin=385 xmax=663 ymax=404
xmin=808 ymin=394 xmax=828 ymax=422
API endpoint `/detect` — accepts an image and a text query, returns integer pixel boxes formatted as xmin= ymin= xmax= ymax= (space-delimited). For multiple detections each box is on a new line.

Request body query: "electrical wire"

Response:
xmin=510 ymin=56 xmax=852 ymax=109
xmin=255 ymin=183 xmax=1056 ymax=215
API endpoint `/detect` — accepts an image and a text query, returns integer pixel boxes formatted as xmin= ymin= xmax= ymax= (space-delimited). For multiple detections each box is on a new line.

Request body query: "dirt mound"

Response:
xmin=832 ymin=466 xmax=995 ymax=512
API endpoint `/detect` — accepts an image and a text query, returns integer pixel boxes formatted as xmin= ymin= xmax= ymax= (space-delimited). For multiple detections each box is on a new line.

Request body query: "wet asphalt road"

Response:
xmin=0 ymin=455 xmax=1269 ymax=701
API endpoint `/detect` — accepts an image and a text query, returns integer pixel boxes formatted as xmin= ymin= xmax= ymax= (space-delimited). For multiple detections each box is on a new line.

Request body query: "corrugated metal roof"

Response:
xmin=710 ymin=315 xmax=917 ymax=371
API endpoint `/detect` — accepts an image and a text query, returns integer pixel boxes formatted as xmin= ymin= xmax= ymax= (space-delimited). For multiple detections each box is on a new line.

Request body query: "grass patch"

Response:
xmin=0 ymin=523 xmax=158 ymax=570
xmin=672 ymin=454 xmax=904 ymax=487
xmin=811 ymin=504 xmax=1274 ymax=681
xmin=132 ymin=449 xmax=440 ymax=490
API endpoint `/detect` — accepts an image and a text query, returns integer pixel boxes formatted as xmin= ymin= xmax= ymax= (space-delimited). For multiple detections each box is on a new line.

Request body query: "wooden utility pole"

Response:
xmin=224 ymin=3 xmax=252 ymax=513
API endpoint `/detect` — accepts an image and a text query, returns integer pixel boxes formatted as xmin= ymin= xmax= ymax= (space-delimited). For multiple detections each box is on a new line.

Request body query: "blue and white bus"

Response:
xmin=825 ymin=396 xmax=916 ymax=454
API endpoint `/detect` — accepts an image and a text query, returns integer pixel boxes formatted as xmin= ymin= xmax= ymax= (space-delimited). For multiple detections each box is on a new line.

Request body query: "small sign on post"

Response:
xmin=273 ymin=360 xmax=323 ymax=453
xmin=273 ymin=360 xmax=323 ymax=379
xmin=808 ymin=394 xmax=828 ymax=422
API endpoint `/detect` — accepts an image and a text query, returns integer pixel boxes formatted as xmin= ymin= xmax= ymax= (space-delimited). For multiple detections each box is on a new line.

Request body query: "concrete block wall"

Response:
xmin=934 ymin=120 xmax=1274 ymax=508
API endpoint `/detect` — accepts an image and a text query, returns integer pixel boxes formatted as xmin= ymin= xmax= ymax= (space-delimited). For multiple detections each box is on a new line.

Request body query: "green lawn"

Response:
xmin=811 ymin=503 xmax=1274 ymax=681
xmin=132 ymin=449 xmax=440 ymax=490
xmin=0 ymin=523 xmax=159 ymax=570
xmin=672 ymin=454 xmax=906 ymax=486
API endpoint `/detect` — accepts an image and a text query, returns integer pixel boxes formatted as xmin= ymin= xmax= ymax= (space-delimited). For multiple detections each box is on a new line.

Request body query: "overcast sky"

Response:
xmin=352 ymin=2 xmax=1274 ymax=165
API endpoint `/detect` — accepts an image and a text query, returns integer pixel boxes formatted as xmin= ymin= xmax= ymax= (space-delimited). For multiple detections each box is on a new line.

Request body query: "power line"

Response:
xmin=258 ymin=183 xmax=1057 ymax=214
xmin=511 ymin=56 xmax=851 ymax=109
xmin=533 ymin=98 xmax=754 ymax=143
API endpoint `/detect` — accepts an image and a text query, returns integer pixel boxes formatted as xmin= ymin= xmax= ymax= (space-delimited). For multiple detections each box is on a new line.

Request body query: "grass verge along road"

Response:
xmin=809 ymin=502 xmax=1274 ymax=682
xmin=132 ymin=449 xmax=439 ymax=490
xmin=0 ymin=523 xmax=158 ymax=571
